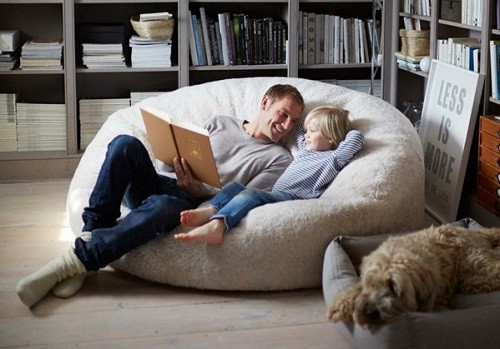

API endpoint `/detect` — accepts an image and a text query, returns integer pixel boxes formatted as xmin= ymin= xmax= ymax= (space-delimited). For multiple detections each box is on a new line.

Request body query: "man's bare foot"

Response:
xmin=174 ymin=219 xmax=225 ymax=245
xmin=180 ymin=206 xmax=217 ymax=227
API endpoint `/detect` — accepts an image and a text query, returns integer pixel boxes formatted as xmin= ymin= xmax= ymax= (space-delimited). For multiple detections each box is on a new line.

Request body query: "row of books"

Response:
xmin=298 ymin=12 xmax=381 ymax=65
xmin=79 ymin=91 xmax=164 ymax=149
xmin=189 ymin=8 xmax=286 ymax=66
xmin=436 ymin=37 xmax=481 ymax=72
xmin=401 ymin=0 xmax=431 ymax=17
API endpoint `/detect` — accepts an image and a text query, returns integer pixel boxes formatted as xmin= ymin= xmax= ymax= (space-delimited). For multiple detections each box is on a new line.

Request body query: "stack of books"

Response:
xmin=0 ymin=30 xmax=20 ymax=71
xmin=130 ymin=91 xmax=164 ymax=105
xmin=82 ymin=43 xmax=125 ymax=69
xmin=0 ymin=93 xmax=18 ymax=151
xmin=16 ymin=103 xmax=66 ymax=151
xmin=395 ymin=51 xmax=424 ymax=72
xmin=129 ymin=35 xmax=172 ymax=68
xmin=79 ymin=98 xmax=130 ymax=149
xmin=78 ymin=23 xmax=126 ymax=69
xmin=20 ymin=39 xmax=63 ymax=70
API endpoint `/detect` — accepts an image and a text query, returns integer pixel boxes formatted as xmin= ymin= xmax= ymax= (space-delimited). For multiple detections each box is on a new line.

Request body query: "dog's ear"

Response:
xmin=388 ymin=274 xmax=404 ymax=297
xmin=387 ymin=275 xmax=403 ymax=298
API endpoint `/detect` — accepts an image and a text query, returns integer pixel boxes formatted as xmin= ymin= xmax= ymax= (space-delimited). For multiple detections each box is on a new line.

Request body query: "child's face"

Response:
xmin=304 ymin=122 xmax=333 ymax=151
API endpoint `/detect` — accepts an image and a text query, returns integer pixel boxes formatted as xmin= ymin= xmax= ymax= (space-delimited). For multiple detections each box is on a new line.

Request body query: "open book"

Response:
xmin=141 ymin=106 xmax=221 ymax=188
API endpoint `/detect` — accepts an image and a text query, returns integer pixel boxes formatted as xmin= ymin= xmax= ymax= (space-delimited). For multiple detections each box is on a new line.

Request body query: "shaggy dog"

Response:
xmin=327 ymin=224 xmax=500 ymax=327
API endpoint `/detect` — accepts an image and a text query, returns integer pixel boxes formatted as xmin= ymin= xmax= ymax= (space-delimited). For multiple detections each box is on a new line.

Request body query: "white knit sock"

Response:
xmin=16 ymin=247 xmax=86 ymax=307
xmin=52 ymin=232 xmax=94 ymax=299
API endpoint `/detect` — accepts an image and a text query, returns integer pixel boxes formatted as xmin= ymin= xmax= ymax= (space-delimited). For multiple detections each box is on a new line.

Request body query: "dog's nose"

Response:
xmin=364 ymin=306 xmax=380 ymax=321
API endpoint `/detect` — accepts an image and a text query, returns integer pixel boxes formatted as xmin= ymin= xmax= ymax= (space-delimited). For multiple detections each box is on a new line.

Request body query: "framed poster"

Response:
xmin=419 ymin=60 xmax=484 ymax=223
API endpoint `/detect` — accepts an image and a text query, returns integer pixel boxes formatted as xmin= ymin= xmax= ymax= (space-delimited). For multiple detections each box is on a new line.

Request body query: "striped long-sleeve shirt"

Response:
xmin=272 ymin=128 xmax=364 ymax=199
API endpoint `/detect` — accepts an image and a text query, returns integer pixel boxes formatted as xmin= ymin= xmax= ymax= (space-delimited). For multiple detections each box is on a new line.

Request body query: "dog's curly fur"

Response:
xmin=327 ymin=224 xmax=500 ymax=327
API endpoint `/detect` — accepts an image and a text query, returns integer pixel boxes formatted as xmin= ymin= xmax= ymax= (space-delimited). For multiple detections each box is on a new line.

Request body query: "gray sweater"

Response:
xmin=202 ymin=115 xmax=292 ymax=195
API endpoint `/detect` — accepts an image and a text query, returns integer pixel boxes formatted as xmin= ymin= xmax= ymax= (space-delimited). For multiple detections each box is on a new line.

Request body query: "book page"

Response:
xmin=171 ymin=123 xmax=221 ymax=188
xmin=141 ymin=107 xmax=178 ymax=168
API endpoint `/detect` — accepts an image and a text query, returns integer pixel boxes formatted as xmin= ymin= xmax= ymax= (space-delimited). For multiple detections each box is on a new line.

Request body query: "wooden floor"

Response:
xmin=0 ymin=180 xmax=354 ymax=349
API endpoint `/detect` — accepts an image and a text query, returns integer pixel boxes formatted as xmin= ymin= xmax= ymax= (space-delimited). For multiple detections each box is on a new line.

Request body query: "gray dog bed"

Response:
xmin=322 ymin=218 xmax=500 ymax=349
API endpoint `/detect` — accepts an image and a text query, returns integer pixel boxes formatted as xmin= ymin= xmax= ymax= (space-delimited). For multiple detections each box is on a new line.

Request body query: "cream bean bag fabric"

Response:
xmin=67 ymin=77 xmax=426 ymax=290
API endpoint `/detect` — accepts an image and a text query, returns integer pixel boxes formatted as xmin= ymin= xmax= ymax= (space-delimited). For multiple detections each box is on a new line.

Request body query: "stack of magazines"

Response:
xmin=129 ymin=35 xmax=172 ymax=68
xmin=0 ymin=93 xmax=18 ymax=151
xmin=16 ymin=102 xmax=66 ymax=151
xmin=130 ymin=91 xmax=164 ymax=105
xmin=20 ymin=39 xmax=63 ymax=70
xmin=82 ymin=43 xmax=125 ymax=69
xmin=79 ymin=98 xmax=130 ymax=149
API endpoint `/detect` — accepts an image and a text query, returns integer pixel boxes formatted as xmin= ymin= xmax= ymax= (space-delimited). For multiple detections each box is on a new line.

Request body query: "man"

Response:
xmin=16 ymin=84 xmax=305 ymax=307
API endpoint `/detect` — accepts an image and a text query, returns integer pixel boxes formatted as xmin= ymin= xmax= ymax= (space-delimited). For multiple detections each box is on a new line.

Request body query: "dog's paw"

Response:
xmin=327 ymin=301 xmax=354 ymax=322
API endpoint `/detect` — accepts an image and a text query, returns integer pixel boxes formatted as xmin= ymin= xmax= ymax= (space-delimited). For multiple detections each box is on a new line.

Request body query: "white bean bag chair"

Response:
xmin=67 ymin=77 xmax=426 ymax=291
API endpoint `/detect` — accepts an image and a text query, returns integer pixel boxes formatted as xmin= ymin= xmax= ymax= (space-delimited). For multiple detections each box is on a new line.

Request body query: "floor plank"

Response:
xmin=0 ymin=180 xmax=352 ymax=348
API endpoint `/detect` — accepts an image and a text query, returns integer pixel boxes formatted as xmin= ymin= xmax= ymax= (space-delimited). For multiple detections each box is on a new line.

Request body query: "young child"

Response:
xmin=174 ymin=106 xmax=364 ymax=245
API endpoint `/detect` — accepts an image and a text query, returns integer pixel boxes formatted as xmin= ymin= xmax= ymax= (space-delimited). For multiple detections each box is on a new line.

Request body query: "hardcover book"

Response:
xmin=141 ymin=107 xmax=221 ymax=188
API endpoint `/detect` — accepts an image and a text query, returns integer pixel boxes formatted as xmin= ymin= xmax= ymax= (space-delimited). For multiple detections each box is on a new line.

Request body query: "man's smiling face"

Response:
xmin=258 ymin=95 xmax=302 ymax=143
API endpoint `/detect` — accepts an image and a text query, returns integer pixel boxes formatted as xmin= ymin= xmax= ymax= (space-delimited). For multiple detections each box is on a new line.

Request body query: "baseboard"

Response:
xmin=0 ymin=157 xmax=81 ymax=182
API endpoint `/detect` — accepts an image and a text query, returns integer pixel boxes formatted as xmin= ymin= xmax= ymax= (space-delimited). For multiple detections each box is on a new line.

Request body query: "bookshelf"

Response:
xmin=0 ymin=0 xmax=389 ymax=180
xmin=388 ymin=0 xmax=499 ymax=224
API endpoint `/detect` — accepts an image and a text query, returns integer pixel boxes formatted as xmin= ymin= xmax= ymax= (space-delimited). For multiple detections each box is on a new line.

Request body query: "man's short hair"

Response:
xmin=265 ymin=84 xmax=305 ymax=111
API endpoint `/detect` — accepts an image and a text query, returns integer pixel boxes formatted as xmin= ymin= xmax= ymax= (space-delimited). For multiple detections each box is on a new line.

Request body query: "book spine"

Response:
xmin=191 ymin=14 xmax=205 ymax=66
xmin=307 ymin=12 xmax=315 ymax=65
xmin=232 ymin=14 xmax=243 ymax=65
xmin=324 ymin=14 xmax=331 ymax=64
xmin=225 ymin=13 xmax=236 ymax=65
xmin=199 ymin=7 xmax=213 ymax=66
xmin=217 ymin=14 xmax=230 ymax=66
xmin=302 ymin=12 xmax=308 ymax=64
xmin=490 ymin=41 xmax=498 ymax=99
xmin=298 ymin=11 xmax=303 ymax=65
xmin=334 ymin=16 xmax=340 ymax=64
xmin=208 ymin=20 xmax=220 ymax=65
xmin=316 ymin=15 xmax=323 ymax=64
xmin=342 ymin=19 xmax=349 ymax=63
xmin=492 ymin=41 xmax=500 ymax=99
xmin=244 ymin=15 xmax=253 ymax=65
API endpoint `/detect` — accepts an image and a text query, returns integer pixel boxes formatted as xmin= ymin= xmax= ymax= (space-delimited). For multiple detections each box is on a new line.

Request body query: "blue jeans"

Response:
xmin=209 ymin=182 xmax=298 ymax=231
xmin=75 ymin=135 xmax=198 ymax=271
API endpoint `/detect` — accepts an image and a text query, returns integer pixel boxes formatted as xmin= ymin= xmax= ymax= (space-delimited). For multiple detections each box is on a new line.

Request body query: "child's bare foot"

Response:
xmin=180 ymin=206 xmax=217 ymax=227
xmin=174 ymin=219 xmax=225 ymax=245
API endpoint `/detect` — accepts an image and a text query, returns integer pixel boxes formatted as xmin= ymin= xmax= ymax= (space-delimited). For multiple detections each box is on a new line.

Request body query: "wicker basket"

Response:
xmin=400 ymin=29 xmax=430 ymax=56
xmin=130 ymin=16 xmax=174 ymax=39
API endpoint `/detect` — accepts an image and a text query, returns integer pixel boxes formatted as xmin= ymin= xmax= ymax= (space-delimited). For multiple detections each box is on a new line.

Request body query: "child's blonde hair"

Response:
xmin=304 ymin=106 xmax=351 ymax=148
